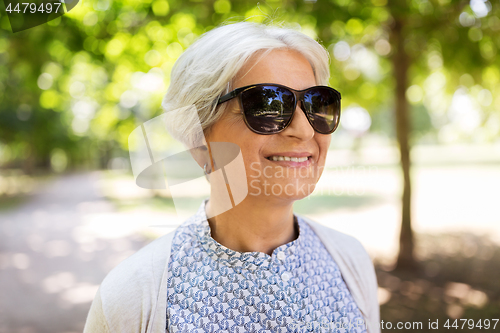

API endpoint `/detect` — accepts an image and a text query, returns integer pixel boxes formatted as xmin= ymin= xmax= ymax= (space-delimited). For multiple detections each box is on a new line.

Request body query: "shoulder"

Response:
xmin=87 ymin=230 xmax=176 ymax=332
xmin=301 ymin=215 xmax=369 ymax=259
xmin=299 ymin=215 xmax=374 ymax=280
xmin=300 ymin=215 xmax=375 ymax=277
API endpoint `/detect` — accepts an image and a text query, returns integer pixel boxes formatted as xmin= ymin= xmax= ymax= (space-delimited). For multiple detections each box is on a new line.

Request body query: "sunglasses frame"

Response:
xmin=216 ymin=83 xmax=342 ymax=135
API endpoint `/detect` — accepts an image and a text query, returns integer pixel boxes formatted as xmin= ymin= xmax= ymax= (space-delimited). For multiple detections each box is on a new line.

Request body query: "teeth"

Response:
xmin=268 ymin=156 xmax=309 ymax=162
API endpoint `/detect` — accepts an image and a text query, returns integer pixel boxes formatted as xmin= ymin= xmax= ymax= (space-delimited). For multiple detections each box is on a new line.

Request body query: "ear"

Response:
xmin=189 ymin=144 xmax=212 ymax=171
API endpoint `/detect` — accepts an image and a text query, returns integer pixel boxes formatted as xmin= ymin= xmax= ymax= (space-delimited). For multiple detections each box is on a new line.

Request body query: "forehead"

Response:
xmin=233 ymin=49 xmax=316 ymax=91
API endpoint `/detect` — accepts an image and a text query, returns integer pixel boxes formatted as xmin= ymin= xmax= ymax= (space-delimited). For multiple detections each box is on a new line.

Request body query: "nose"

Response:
xmin=280 ymin=101 xmax=315 ymax=141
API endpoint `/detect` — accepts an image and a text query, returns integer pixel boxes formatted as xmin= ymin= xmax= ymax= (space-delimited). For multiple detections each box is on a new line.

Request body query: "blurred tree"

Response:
xmin=384 ymin=0 xmax=498 ymax=271
xmin=304 ymin=0 xmax=500 ymax=271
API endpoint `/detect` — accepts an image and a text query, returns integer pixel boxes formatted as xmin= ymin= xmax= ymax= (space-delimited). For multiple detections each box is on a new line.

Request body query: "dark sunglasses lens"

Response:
xmin=303 ymin=88 xmax=340 ymax=134
xmin=241 ymin=86 xmax=295 ymax=133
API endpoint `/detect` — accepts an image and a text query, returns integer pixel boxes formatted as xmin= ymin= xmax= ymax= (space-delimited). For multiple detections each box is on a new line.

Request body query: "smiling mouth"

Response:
xmin=265 ymin=156 xmax=311 ymax=162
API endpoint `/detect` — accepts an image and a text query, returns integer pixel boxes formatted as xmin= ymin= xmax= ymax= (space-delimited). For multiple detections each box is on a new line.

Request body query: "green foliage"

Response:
xmin=0 ymin=0 xmax=499 ymax=171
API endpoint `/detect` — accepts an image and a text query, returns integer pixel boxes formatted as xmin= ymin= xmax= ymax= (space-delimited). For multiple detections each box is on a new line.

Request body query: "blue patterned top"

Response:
xmin=166 ymin=201 xmax=367 ymax=333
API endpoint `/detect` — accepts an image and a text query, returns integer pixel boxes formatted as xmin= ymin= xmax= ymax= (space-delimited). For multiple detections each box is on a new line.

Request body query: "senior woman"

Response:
xmin=84 ymin=21 xmax=380 ymax=333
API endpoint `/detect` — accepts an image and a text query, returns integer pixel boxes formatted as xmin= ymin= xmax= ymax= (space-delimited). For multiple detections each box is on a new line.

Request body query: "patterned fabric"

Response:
xmin=166 ymin=201 xmax=367 ymax=333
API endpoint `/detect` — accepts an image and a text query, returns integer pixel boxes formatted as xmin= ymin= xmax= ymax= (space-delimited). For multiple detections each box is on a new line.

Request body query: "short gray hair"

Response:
xmin=161 ymin=21 xmax=330 ymax=148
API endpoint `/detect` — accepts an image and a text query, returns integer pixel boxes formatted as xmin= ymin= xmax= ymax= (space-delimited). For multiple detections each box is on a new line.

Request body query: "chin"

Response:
xmin=247 ymin=178 xmax=318 ymax=201
xmin=283 ymin=182 xmax=317 ymax=200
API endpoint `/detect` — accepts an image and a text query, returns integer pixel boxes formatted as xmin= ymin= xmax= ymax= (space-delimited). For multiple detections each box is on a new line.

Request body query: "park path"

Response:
xmin=0 ymin=172 xmax=154 ymax=333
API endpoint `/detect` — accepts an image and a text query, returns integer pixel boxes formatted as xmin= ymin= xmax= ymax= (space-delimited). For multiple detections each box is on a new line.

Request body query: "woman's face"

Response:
xmin=206 ymin=49 xmax=331 ymax=202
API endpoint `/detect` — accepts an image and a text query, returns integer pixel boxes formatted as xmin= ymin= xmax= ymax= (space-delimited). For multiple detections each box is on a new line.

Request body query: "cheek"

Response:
xmin=317 ymin=136 xmax=331 ymax=160
xmin=231 ymin=135 xmax=269 ymax=179
xmin=241 ymin=142 xmax=264 ymax=177
xmin=316 ymin=136 xmax=331 ymax=176
xmin=321 ymin=135 xmax=332 ymax=150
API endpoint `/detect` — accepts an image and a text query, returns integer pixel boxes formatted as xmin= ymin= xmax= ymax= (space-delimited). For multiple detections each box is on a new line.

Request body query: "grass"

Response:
xmin=0 ymin=194 xmax=31 ymax=212
xmin=107 ymin=194 xmax=210 ymax=213
xmin=0 ymin=170 xmax=55 ymax=212
xmin=294 ymin=193 xmax=387 ymax=215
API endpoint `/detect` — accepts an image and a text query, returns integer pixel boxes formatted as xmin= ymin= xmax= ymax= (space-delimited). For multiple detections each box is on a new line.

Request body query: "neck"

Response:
xmin=205 ymin=196 xmax=298 ymax=255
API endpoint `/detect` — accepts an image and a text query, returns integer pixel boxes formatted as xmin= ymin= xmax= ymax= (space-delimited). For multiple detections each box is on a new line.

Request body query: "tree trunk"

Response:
xmin=391 ymin=18 xmax=418 ymax=271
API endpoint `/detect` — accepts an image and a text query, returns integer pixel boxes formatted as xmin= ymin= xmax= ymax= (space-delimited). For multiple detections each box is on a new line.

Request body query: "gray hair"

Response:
xmin=161 ymin=21 xmax=330 ymax=148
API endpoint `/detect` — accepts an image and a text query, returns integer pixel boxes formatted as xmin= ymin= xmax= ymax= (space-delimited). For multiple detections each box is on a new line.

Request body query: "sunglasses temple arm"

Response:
xmin=217 ymin=88 xmax=245 ymax=105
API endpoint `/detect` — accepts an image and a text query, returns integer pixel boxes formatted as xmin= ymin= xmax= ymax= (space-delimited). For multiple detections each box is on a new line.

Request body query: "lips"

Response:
xmin=267 ymin=156 xmax=310 ymax=162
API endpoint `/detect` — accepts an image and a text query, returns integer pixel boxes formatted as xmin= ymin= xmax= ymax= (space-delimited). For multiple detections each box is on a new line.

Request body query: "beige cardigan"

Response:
xmin=83 ymin=216 xmax=380 ymax=333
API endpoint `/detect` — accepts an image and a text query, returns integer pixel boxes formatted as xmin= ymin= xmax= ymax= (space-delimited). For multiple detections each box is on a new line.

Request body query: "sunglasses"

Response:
xmin=216 ymin=83 xmax=341 ymax=135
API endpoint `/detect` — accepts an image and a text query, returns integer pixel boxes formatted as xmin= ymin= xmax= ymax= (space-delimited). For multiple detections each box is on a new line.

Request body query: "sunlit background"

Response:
xmin=1 ymin=0 xmax=499 ymax=331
